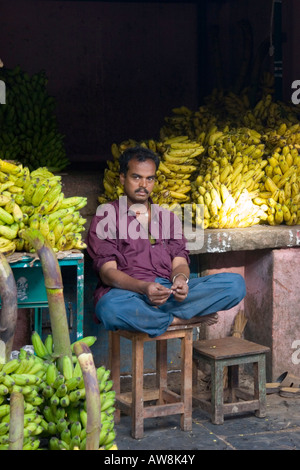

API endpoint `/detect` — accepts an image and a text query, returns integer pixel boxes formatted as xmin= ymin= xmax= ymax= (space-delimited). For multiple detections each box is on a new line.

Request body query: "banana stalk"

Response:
xmin=74 ymin=342 xmax=101 ymax=451
xmin=8 ymin=392 xmax=24 ymax=450
xmin=0 ymin=252 xmax=18 ymax=363
xmin=19 ymin=228 xmax=72 ymax=370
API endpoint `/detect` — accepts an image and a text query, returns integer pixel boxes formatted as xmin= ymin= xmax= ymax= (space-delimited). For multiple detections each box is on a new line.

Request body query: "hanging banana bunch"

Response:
xmin=0 ymin=66 xmax=69 ymax=172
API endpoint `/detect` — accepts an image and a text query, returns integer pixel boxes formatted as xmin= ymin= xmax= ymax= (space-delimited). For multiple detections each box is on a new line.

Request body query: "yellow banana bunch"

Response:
xmin=253 ymin=143 xmax=300 ymax=226
xmin=151 ymin=136 xmax=204 ymax=205
xmin=102 ymin=83 xmax=300 ymax=228
xmin=0 ymin=161 xmax=87 ymax=253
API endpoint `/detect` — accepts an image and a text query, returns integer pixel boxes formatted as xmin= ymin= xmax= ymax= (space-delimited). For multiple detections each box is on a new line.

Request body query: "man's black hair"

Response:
xmin=119 ymin=146 xmax=160 ymax=176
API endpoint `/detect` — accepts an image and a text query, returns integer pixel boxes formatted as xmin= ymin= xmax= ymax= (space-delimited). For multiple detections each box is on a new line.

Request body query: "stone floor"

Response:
xmin=113 ymin=373 xmax=300 ymax=451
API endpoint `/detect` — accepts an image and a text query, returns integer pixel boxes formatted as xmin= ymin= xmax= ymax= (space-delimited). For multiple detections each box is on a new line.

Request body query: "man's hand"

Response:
xmin=144 ymin=282 xmax=173 ymax=306
xmin=171 ymin=276 xmax=189 ymax=302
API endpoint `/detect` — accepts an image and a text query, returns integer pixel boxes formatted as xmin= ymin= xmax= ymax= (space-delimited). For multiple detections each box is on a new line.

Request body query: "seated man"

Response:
xmin=86 ymin=146 xmax=246 ymax=338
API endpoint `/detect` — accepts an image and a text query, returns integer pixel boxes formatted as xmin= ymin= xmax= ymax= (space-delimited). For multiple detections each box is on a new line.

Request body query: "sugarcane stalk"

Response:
xmin=74 ymin=342 xmax=101 ymax=450
xmin=0 ymin=252 xmax=18 ymax=363
xmin=8 ymin=392 xmax=24 ymax=450
xmin=20 ymin=228 xmax=72 ymax=369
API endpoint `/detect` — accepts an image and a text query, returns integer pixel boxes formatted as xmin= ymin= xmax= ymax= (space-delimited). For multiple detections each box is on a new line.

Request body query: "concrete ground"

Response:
xmin=113 ymin=374 xmax=300 ymax=451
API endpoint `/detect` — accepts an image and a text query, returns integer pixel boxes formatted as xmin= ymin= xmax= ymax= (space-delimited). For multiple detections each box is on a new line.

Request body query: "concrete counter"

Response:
xmin=189 ymin=224 xmax=300 ymax=254
xmin=187 ymin=225 xmax=300 ymax=382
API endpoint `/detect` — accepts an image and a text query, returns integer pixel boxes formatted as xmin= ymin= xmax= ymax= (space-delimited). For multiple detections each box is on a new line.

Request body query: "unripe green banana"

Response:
xmin=65 ymin=376 xmax=81 ymax=391
xmin=79 ymin=408 xmax=87 ymax=428
xmin=46 ymin=363 xmax=58 ymax=386
xmin=0 ymin=385 xmax=9 ymax=396
xmin=50 ymin=392 xmax=60 ymax=407
xmin=60 ymin=394 xmax=70 ymax=408
xmin=56 ymin=417 xmax=68 ymax=433
xmin=69 ymin=388 xmax=85 ymax=403
xmin=43 ymin=405 xmax=56 ymax=423
xmin=70 ymin=434 xmax=81 ymax=450
xmin=62 ymin=355 xmax=73 ymax=381
xmin=49 ymin=436 xmax=60 ymax=450
xmin=71 ymin=336 xmax=97 ymax=352
xmin=42 ymin=385 xmax=55 ymax=399
xmin=2 ymin=374 xmax=16 ymax=389
xmin=44 ymin=334 xmax=53 ymax=355
xmin=22 ymin=437 xmax=40 ymax=450
xmin=11 ymin=373 xmax=39 ymax=386
xmin=71 ymin=420 xmax=82 ymax=438
xmin=60 ymin=427 xmax=71 ymax=445
xmin=56 ymin=383 xmax=67 ymax=398
xmin=99 ymin=421 xmax=112 ymax=446
xmin=0 ymin=422 xmax=9 ymax=436
xmin=103 ymin=430 xmax=116 ymax=448
xmin=31 ymin=331 xmax=48 ymax=358
xmin=53 ymin=374 xmax=65 ymax=390
xmin=1 ymin=358 xmax=20 ymax=374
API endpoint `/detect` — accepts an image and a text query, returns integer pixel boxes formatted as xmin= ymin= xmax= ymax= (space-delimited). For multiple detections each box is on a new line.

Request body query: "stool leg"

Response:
xmin=132 ymin=336 xmax=144 ymax=439
xmin=180 ymin=330 xmax=193 ymax=431
xmin=109 ymin=332 xmax=121 ymax=423
xmin=211 ymin=360 xmax=224 ymax=425
xmin=156 ymin=339 xmax=167 ymax=405
xmin=228 ymin=364 xmax=239 ymax=402
xmin=254 ymin=356 xmax=267 ymax=418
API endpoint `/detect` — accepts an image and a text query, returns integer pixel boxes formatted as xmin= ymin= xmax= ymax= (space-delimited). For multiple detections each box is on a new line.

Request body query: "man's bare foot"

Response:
xmin=171 ymin=313 xmax=218 ymax=326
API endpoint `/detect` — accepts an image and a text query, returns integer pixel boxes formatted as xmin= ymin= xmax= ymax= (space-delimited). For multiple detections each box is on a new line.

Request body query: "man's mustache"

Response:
xmin=135 ymin=188 xmax=149 ymax=194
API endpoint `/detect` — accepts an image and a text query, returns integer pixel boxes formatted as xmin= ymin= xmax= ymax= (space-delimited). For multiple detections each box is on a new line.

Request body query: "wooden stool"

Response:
xmin=192 ymin=336 xmax=270 ymax=425
xmin=109 ymin=313 xmax=218 ymax=439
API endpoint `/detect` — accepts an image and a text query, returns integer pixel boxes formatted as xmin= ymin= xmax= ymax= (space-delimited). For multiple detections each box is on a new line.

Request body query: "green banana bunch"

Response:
xmin=0 ymin=331 xmax=117 ymax=450
xmin=0 ymin=349 xmax=48 ymax=450
xmin=41 ymin=355 xmax=116 ymax=450
xmin=0 ymin=65 xmax=69 ymax=172
xmin=30 ymin=332 xmax=117 ymax=450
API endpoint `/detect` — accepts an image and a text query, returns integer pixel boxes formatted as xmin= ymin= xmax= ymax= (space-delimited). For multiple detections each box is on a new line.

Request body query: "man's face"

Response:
xmin=120 ymin=157 xmax=156 ymax=206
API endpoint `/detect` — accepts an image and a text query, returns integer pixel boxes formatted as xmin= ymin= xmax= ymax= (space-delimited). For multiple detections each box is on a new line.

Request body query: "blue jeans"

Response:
xmin=95 ymin=273 xmax=246 ymax=338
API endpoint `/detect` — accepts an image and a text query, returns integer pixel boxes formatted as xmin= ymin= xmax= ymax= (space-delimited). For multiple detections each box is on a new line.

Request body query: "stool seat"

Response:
xmin=109 ymin=313 xmax=218 ymax=439
xmin=193 ymin=336 xmax=270 ymax=425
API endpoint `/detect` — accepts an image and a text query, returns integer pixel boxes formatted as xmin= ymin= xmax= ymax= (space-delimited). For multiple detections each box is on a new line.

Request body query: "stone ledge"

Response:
xmin=189 ymin=225 xmax=300 ymax=254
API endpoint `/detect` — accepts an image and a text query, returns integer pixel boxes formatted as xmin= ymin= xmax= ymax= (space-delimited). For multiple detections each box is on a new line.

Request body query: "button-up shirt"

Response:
xmin=86 ymin=197 xmax=190 ymax=310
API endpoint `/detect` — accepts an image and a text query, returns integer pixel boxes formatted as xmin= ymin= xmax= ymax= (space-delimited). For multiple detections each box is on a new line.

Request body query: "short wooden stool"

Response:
xmin=109 ymin=314 xmax=218 ymax=439
xmin=192 ymin=336 xmax=270 ymax=425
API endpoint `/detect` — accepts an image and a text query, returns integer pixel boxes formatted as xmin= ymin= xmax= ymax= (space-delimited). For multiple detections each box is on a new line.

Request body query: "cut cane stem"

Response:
xmin=74 ymin=342 xmax=101 ymax=450
xmin=20 ymin=228 xmax=72 ymax=370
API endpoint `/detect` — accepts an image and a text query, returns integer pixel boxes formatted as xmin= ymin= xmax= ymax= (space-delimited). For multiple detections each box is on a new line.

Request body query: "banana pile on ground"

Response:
xmin=0 ymin=161 xmax=87 ymax=254
xmin=0 ymin=333 xmax=117 ymax=450
xmin=0 ymin=65 xmax=69 ymax=172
